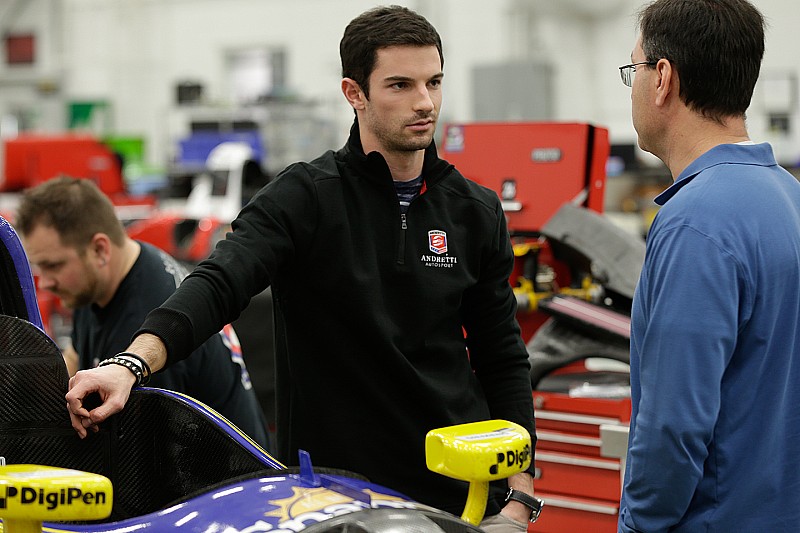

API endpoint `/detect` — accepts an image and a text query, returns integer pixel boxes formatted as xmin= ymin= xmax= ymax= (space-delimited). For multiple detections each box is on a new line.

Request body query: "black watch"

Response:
xmin=504 ymin=488 xmax=544 ymax=523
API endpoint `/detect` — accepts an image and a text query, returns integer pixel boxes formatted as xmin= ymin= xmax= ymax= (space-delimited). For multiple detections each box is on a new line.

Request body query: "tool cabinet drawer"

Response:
xmin=536 ymin=428 xmax=603 ymax=456
xmin=534 ymin=451 xmax=620 ymax=502
xmin=529 ymin=491 xmax=619 ymax=533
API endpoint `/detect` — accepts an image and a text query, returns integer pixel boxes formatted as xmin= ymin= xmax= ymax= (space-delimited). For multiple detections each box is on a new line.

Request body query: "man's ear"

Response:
xmin=341 ymin=78 xmax=367 ymax=110
xmin=654 ymin=58 xmax=676 ymax=107
xmin=89 ymin=233 xmax=112 ymax=267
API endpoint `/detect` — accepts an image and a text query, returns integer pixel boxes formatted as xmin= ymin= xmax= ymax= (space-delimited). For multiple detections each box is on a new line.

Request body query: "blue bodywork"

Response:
xmin=34 ymin=389 xmax=445 ymax=533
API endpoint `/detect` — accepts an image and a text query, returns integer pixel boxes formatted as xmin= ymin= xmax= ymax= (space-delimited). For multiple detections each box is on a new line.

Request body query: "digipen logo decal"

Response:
xmin=489 ymin=444 xmax=532 ymax=475
xmin=0 ymin=486 xmax=107 ymax=510
xmin=0 ymin=486 xmax=15 ymax=509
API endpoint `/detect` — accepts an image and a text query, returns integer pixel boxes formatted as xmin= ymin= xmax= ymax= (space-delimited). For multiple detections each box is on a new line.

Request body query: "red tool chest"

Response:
xmin=529 ymin=391 xmax=631 ymax=533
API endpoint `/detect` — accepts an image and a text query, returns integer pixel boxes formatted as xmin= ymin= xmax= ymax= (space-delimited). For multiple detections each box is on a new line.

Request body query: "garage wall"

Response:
xmin=2 ymin=0 xmax=799 ymax=168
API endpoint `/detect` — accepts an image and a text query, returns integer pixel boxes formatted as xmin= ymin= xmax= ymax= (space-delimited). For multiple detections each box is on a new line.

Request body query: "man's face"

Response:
xmin=360 ymin=45 xmax=443 ymax=154
xmin=23 ymin=224 xmax=99 ymax=309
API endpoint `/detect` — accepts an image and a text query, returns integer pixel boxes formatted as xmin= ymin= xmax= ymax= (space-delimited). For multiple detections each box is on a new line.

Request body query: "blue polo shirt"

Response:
xmin=619 ymin=143 xmax=800 ymax=532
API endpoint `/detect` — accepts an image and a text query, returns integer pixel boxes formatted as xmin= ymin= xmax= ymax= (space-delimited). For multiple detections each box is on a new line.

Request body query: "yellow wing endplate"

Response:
xmin=0 ymin=464 xmax=112 ymax=533
xmin=426 ymin=420 xmax=531 ymax=525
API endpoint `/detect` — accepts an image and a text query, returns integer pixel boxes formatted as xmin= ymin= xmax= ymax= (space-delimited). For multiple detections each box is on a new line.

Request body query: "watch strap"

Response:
xmin=505 ymin=488 xmax=544 ymax=523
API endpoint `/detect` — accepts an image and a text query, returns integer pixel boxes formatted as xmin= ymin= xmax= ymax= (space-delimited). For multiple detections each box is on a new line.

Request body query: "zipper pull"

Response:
xmin=400 ymin=213 xmax=408 ymax=230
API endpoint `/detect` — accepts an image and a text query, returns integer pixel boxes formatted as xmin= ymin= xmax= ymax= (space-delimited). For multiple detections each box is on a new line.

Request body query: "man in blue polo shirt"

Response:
xmin=617 ymin=1 xmax=800 ymax=531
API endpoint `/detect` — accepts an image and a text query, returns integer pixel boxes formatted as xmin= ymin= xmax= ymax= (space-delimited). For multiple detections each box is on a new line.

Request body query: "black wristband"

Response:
xmin=505 ymin=488 xmax=544 ymax=523
xmin=116 ymin=352 xmax=152 ymax=384
xmin=98 ymin=356 xmax=143 ymax=387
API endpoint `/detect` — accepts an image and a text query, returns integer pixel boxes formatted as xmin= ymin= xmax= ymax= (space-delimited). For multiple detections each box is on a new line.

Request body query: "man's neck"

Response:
xmin=97 ymin=238 xmax=140 ymax=308
xmin=384 ymin=150 xmax=425 ymax=182
xmin=661 ymin=113 xmax=750 ymax=179
xmin=359 ymin=134 xmax=426 ymax=182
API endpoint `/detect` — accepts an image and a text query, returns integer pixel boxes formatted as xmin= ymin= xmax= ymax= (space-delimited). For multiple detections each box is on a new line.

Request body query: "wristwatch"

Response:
xmin=505 ymin=488 xmax=544 ymax=523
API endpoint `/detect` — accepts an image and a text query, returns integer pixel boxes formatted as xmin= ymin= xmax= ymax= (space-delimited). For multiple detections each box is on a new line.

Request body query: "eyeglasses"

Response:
xmin=619 ymin=61 xmax=657 ymax=87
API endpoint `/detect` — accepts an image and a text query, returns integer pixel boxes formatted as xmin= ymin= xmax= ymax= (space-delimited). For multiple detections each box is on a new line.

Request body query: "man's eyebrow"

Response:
xmin=40 ymin=259 xmax=63 ymax=266
xmin=383 ymin=72 xmax=444 ymax=83
xmin=383 ymin=75 xmax=414 ymax=83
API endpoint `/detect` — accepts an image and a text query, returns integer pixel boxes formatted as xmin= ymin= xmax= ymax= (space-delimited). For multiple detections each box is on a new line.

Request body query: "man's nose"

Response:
xmin=413 ymin=85 xmax=435 ymax=112
xmin=37 ymin=275 xmax=56 ymax=292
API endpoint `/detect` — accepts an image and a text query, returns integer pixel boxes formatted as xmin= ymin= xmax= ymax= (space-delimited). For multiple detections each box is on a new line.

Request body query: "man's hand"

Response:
xmin=64 ymin=333 xmax=168 ymax=438
xmin=66 ymin=364 xmax=135 ymax=438
xmin=501 ymin=472 xmax=536 ymax=524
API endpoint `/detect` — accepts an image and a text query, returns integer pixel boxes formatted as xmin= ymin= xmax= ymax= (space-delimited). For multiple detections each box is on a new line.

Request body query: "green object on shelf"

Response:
xmin=103 ymin=135 xmax=145 ymax=164
xmin=102 ymin=135 xmax=165 ymax=192
xmin=68 ymin=100 xmax=111 ymax=133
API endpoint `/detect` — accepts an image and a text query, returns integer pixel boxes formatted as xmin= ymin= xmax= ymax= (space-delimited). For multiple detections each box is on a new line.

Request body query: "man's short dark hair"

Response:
xmin=638 ymin=0 xmax=765 ymax=123
xmin=16 ymin=176 xmax=126 ymax=249
xmin=340 ymin=5 xmax=443 ymax=98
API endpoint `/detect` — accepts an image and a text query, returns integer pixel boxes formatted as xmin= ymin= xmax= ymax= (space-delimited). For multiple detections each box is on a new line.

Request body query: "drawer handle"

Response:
xmin=536 ymin=452 xmax=620 ymax=471
xmin=537 ymin=430 xmax=601 ymax=447
xmin=535 ymin=410 xmax=623 ymax=426
xmin=541 ymin=496 xmax=619 ymax=515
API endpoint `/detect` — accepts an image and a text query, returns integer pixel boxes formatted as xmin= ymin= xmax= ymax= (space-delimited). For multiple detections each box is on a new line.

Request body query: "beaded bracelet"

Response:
xmin=98 ymin=356 xmax=143 ymax=387
xmin=115 ymin=352 xmax=152 ymax=385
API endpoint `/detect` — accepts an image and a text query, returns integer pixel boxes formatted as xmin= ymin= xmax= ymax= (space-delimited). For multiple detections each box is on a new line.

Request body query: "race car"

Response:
xmin=0 ymin=216 xmax=532 ymax=533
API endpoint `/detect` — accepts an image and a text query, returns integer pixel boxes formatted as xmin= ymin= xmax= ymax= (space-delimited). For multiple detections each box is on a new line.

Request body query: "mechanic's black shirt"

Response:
xmin=71 ymin=242 xmax=269 ymax=448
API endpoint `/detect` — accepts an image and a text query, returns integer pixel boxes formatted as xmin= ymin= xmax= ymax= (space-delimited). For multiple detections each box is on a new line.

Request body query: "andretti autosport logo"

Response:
xmin=428 ymin=230 xmax=447 ymax=255
xmin=421 ymin=229 xmax=458 ymax=269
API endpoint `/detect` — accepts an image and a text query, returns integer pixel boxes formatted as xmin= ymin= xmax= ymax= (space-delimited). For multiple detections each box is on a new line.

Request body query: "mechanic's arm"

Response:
xmin=65 ymin=333 xmax=167 ymax=438
xmin=62 ymin=344 xmax=79 ymax=377
xmin=619 ymin=228 xmax=739 ymax=532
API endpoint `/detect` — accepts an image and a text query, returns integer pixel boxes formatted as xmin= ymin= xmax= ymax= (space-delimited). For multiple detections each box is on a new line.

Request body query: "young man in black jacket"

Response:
xmin=65 ymin=6 xmax=538 ymax=530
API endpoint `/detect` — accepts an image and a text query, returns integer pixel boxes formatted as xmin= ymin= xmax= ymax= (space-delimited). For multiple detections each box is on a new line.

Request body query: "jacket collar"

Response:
xmin=655 ymin=142 xmax=777 ymax=206
xmin=339 ymin=119 xmax=452 ymax=186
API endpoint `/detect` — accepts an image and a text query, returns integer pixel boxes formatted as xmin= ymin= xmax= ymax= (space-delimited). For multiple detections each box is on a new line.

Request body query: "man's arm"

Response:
xmin=462 ymin=204 xmax=540 ymax=518
xmin=463 ymin=205 xmax=535 ymax=435
xmin=62 ymin=345 xmax=79 ymax=377
xmin=65 ymin=333 xmax=167 ymax=438
xmin=502 ymin=472 xmax=536 ymax=523
xmin=619 ymin=227 xmax=740 ymax=531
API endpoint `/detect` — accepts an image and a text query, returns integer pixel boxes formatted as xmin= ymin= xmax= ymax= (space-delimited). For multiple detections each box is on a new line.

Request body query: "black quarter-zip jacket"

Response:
xmin=139 ymin=120 xmax=536 ymax=516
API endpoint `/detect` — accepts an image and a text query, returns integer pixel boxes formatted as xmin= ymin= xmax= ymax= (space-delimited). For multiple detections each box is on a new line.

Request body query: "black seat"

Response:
xmin=0 ymin=314 xmax=272 ymax=522
xmin=0 ymin=314 xmax=117 ymax=519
